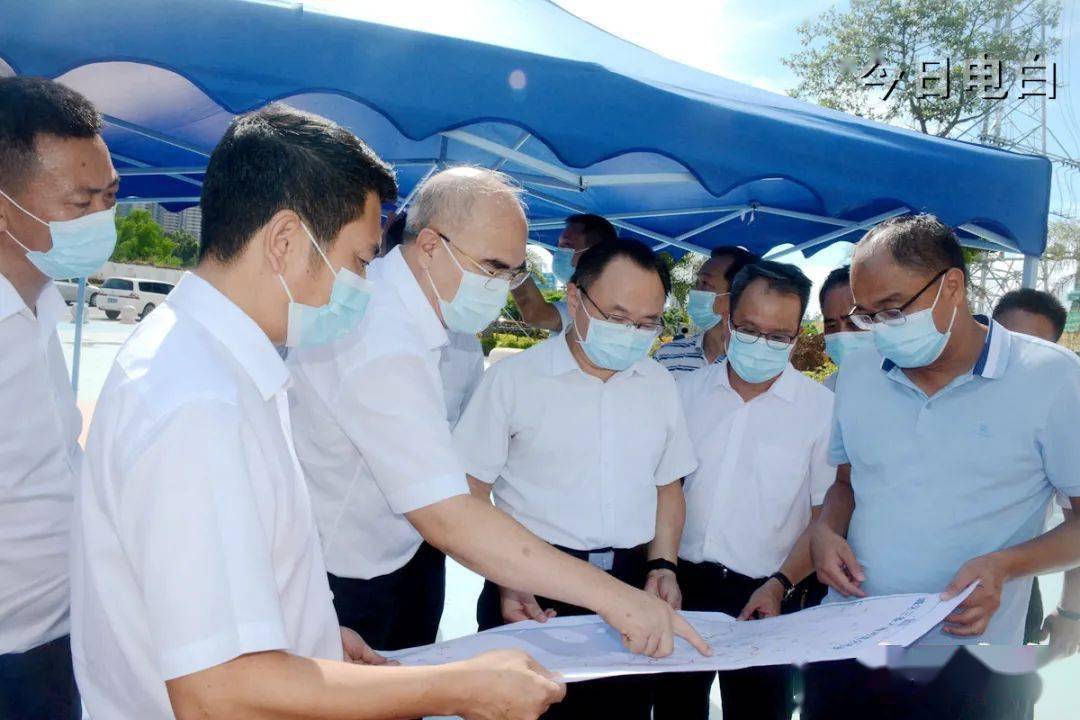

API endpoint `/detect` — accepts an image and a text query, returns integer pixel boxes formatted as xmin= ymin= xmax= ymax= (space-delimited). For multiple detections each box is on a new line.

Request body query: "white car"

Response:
xmin=93 ymin=277 xmax=175 ymax=320
xmin=55 ymin=278 xmax=101 ymax=307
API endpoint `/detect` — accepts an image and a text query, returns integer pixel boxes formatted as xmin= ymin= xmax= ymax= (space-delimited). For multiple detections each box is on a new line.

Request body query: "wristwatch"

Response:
xmin=769 ymin=571 xmax=795 ymax=598
xmin=645 ymin=558 xmax=678 ymax=576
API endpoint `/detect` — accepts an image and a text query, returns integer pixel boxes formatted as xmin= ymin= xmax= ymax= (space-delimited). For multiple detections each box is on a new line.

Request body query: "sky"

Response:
xmin=549 ymin=0 xmax=1080 ymax=312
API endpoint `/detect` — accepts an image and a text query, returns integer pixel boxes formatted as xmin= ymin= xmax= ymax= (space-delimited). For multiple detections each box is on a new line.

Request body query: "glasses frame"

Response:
xmin=729 ymin=322 xmax=797 ymax=351
xmin=434 ymin=230 xmax=530 ymax=290
xmin=580 ymin=287 xmax=664 ymax=335
xmin=847 ymin=268 xmax=950 ymax=330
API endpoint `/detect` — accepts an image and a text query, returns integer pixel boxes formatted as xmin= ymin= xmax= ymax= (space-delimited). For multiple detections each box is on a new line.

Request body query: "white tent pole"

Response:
xmin=765 ymin=207 xmax=909 ymax=260
xmin=492 ymin=132 xmax=532 ymax=171
xmin=957 ymin=223 xmax=1020 ymax=252
xmin=103 ymin=115 xmax=210 ymax=157
xmin=652 ymin=208 xmax=749 ymax=251
xmin=396 ymin=164 xmax=437 ymax=212
xmin=71 ymin=278 xmax=86 ymax=393
xmin=523 ymin=187 xmax=710 ymax=255
xmin=441 ymin=130 xmax=581 ymax=187
xmin=117 ymin=196 xmax=202 ymax=204
xmin=111 ymin=153 xmax=203 ymax=189
xmin=1022 ymin=256 xmax=1039 ymax=288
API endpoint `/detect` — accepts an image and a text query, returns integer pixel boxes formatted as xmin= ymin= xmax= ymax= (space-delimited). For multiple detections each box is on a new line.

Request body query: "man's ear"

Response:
xmin=566 ymin=282 xmax=581 ymax=316
xmin=714 ymin=292 xmax=731 ymax=318
xmin=413 ymin=227 xmax=439 ymax=270
xmin=262 ymin=209 xmax=303 ymax=275
xmin=943 ymin=266 xmax=967 ymax=303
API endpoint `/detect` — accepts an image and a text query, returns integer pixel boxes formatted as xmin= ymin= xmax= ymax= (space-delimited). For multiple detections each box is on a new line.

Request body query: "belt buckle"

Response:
xmin=588 ymin=550 xmax=615 ymax=572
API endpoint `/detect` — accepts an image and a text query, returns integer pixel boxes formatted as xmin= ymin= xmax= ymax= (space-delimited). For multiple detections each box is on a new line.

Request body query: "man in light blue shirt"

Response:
xmin=805 ymin=214 xmax=1080 ymax=720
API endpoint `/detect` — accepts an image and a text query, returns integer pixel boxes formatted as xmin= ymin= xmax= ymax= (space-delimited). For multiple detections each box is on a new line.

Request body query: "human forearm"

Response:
xmin=996 ymin=501 xmax=1080 ymax=580
xmin=647 ymin=482 xmax=684 ymax=563
xmin=778 ymin=506 xmax=823 ymax=585
xmin=511 ymin=280 xmax=561 ymax=331
xmin=816 ymin=464 xmax=854 ymax=536
xmin=167 ymin=651 xmax=469 ymax=720
xmin=410 ymin=495 xmax=628 ymax=612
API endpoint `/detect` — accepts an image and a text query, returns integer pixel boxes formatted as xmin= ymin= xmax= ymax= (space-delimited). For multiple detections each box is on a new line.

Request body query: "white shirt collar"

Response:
xmin=0 ymin=273 xmax=67 ymax=329
xmin=167 ymin=272 xmax=290 ymax=400
xmin=712 ymin=359 xmax=799 ymax=402
xmin=377 ymin=246 xmax=449 ymax=351
xmin=551 ymin=330 xmax=650 ymax=378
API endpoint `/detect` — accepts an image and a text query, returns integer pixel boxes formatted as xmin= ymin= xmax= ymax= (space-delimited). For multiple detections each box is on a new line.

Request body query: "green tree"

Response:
xmin=784 ymin=0 xmax=1059 ymax=138
xmin=169 ymin=229 xmax=200 ymax=267
xmin=111 ymin=210 xmax=180 ymax=267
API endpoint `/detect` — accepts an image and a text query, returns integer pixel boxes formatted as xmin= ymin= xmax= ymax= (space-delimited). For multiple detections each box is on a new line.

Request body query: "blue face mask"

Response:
xmin=870 ymin=280 xmax=957 ymax=368
xmin=279 ymin=225 xmax=373 ymax=348
xmin=574 ymin=301 xmax=658 ymax=371
xmin=1 ymin=188 xmax=117 ymax=279
xmin=552 ymin=247 xmax=577 ymax=284
xmin=426 ymin=234 xmax=510 ymax=334
xmin=725 ymin=324 xmax=793 ymax=384
xmin=824 ymin=331 xmax=876 ymax=367
xmin=686 ymin=289 xmax=725 ymax=331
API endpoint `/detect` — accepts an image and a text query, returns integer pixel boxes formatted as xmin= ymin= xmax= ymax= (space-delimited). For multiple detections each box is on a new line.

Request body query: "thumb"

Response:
xmin=737 ymin=599 xmax=756 ymax=621
xmin=525 ymin=598 xmax=551 ymax=623
xmin=940 ymin=566 xmax=975 ymax=600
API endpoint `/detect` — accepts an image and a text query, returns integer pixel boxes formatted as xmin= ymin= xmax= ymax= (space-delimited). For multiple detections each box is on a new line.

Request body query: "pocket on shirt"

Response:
xmin=754 ymin=443 xmax=808 ymax=527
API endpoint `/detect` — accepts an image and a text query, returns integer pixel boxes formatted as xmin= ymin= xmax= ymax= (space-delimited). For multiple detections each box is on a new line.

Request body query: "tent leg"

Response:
xmin=72 ymin=277 xmax=86 ymax=395
xmin=1021 ymin=255 xmax=1039 ymax=289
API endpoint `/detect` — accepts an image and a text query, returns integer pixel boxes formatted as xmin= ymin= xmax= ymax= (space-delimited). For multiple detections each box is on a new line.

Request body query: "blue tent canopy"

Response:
xmin=0 ymin=0 xmax=1053 ymax=259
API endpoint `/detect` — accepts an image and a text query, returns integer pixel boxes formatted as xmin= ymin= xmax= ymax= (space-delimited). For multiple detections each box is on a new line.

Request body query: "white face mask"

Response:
xmin=0 ymin=188 xmax=117 ymax=279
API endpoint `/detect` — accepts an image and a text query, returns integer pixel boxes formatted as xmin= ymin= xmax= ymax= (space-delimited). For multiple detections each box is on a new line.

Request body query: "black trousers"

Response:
xmin=1023 ymin=576 xmax=1043 ymax=644
xmin=0 ymin=634 xmax=80 ymax=720
xmin=328 ymin=541 xmax=446 ymax=651
xmin=652 ymin=560 xmax=818 ymax=720
xmin=477 ymin=545 xmax=650 ymax=720
xmin=802 ymin=648 xmax=1040 ymax=720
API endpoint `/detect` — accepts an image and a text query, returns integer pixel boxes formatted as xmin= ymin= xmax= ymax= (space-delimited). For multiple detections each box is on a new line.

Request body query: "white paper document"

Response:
xmin=386 ymin=584 xmax=978 ymax=682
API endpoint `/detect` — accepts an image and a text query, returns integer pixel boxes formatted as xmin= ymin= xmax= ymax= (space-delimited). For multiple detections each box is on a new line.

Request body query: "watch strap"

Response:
xmin=769 ymin=571 xmax=795 ymax=596
xmin=646 ymin=558 xmax=678 ymax=575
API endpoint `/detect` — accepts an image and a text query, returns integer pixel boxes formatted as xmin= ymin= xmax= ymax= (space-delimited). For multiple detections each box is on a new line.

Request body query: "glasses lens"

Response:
xmin=880 ymin=309 xmax=907 ymax=326
xmin=849 ymin=314 xmax=873 ymax=331
xmin=507 ymin=270 xmax=530 ymax=289
xmin=765 ymin=335 xmax=794 ymax=350
xmin=733 ymin=328 xmax=758 ymax=344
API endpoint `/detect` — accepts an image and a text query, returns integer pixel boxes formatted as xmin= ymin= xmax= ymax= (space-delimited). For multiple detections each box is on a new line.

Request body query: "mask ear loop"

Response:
xmin=0 ymin=188 xmax=50 ymax=254
xmin=301 ymin=223 xmax=338 ymax=277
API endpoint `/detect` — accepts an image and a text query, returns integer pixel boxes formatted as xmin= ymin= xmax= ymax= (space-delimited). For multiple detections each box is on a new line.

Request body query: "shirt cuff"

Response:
xmin=384 ymin=472 xmax=470 ymax=514
xmin=158 ymin=621 xmax=289 ymax=681
xmin=655 ymin=459 xmax=698 ymax=487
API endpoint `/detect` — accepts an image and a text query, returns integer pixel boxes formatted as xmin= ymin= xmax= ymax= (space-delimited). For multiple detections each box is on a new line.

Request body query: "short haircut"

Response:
xmin=199 ymin=104 xmax=397 ymax=265
xmin=819 ymin=264 xmax=851 ymax=310
xmin=382 ymin=212 xmax=407 ymax=255
xmin=570 ymin=238 xmax=672 ymax=296
xmin=993 ymin=288 xmax=1067 ymax=341
xmin=710 ymin=245 xmax=760 ymax=284
xmin=857 ymin=213 xmax=968 ymax=281
xmin=404 ymin=166 xmax=524 ymax=242
xmin=729 ymin=260 xmax=813 ymax=323
xmin=0 ymin=76 xmax=103 ymax=192
xmin=566 ymin=213 xmax=618 ymax=246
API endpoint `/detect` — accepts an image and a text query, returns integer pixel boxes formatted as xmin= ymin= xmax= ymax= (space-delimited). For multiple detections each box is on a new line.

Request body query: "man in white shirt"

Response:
xmin=72 ymin=105 xmax=564 ymax=720
xmin=288 ymin=168 xmax=708 ymax=658
xmin=454 ymin=238 xmax=698 ymax=719
xmin=0 ymin=77 xmax=119 ymax=720
xmin=654 ymin=261 xmax=836 ymax=720
xmin=654 ymin=246 xmax=757 ymax=377
xmin=510 ymin=213 xmax=617 ymax=332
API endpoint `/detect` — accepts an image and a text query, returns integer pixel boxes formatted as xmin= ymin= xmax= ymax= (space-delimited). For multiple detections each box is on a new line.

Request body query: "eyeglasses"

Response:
xmin=730 ymin=323 xmax=797 ymax=350
xmin=435 ymin=231 xmax=531 ymax=290
xmin=847 ymin=269 xmax=949 ymax=330
xmin=581 ymin=288 xmax=664 ymax=334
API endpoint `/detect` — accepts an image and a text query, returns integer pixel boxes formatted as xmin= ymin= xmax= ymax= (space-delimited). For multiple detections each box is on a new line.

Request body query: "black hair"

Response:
xmin=858 ymin=213 xmax=968 ymax=282
xmin=570 ymin=238 xmax=672 ymax=296
xmin=710 ymin=245 xmax=760 ymax=284
xmin=382 ymin=212 xmax=407 ymax=255
xmin=566 ymin=213 xmax=618 ymax=247
xmin=729 ymin=260 xmax=813 ymax=323
xmin=0 ymin=76 xmax=103 ymax=192
xmin=993 ymin=288 xmax=1067 ymax=341
xmin=818 ymin=264 xmax=851 ymax=309
xmin=199 ymin=103 xmax=397 ymax=265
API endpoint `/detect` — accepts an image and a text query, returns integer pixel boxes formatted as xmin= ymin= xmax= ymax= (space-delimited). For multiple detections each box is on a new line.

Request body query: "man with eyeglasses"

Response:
xmin=652 ymin=260 xmax=836 ymax=720
xmin=453 ymin=238 xmax=698 ymax=719
xmin=655 ymin=246 xmax=758 ymax=377
xmin=287 ymin=168 xmax=709 ymax=661
xmin=804 ymin=214 xmax=1080 ymax=720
